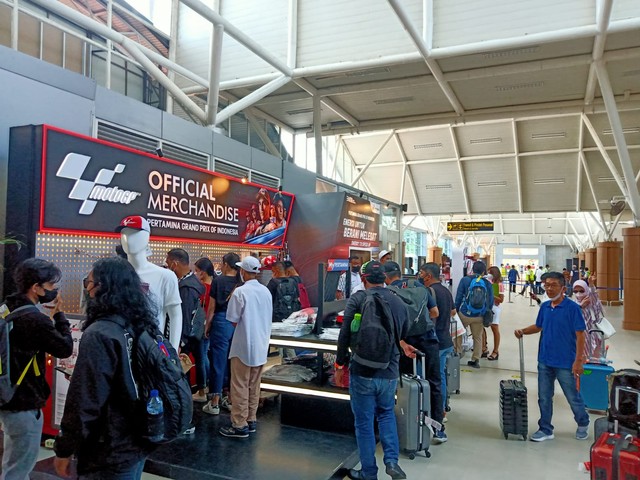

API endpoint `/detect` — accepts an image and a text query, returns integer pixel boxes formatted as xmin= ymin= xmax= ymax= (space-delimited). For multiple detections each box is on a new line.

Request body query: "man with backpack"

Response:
xmin=0 ymin=258 xmax=73 ymax=479
xmin=385 ymin=261 xmax=448 ymax=444
xmin=166 ymin=249 xmax=207 ymax=409
xmin=267 ymin=261 xmax=301 ymax=322
xmin=283 ymin=260 xmax=311 ymax=309
xmin=454 ymin=261 xmax=494 ymax=369
xmin=335 ymin=261 xmax=416 ymax=480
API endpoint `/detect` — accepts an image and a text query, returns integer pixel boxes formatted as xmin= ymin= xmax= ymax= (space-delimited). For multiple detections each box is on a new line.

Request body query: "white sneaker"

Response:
xmin=203 ymin=401 xmax=220 ymax=415
xmin=220 ymin=396 xmax=232 ymax=411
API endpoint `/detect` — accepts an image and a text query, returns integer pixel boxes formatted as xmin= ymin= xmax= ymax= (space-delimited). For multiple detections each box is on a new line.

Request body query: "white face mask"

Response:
xmin=575 ymin=291 xmax=587 ymax=302
xmin=548 ymin=291 xmax=564 ymax=302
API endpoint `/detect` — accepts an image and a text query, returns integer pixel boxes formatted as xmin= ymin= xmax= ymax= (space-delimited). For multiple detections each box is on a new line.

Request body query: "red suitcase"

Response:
xmin=590 ymin=433 xmax=640 ymax=480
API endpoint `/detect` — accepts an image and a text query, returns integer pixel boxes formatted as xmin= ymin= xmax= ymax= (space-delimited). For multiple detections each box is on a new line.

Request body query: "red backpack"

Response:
xmin=298 ymin=282 xmax=311 ymax=309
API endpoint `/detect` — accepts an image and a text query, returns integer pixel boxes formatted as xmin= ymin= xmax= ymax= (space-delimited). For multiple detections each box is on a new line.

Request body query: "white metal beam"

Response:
xmin=295 ymin=78 xmax=360 ymax=127
xmin=245 ymin=114 xmax=281 ymax=158
xmin=387 ymin=0 xmax=464 ymax=115
xmin=512 ymin=120 xmax=524 ymax=213
xmin=582 ymin=213 xmax=595 ymax=246
xmin=350 ymin=132 xmax=395 ymax=187
xmin=594 ymin=60 xmax=640 ymax=225
xmin=579 ymin=151 xmax=609 ymax=237
xmin=313 ymin=94 xmax=322 ymax=175
xmin=287 ymin=0 xmax=298 ymax=68
xmin=449 ymin=126 xmax=470 ymax=214
xmin=394 ymin=133 xmax=423 ymax=216
xmin=585 ymin=0 xmax=614 ymax=105
xmin=206 ymin=24 xmax=224 ymax=125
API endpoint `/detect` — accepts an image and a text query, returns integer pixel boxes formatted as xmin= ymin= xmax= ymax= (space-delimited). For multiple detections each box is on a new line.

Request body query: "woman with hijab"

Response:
xmin=572 ymin=279 xmax=606 ymax=359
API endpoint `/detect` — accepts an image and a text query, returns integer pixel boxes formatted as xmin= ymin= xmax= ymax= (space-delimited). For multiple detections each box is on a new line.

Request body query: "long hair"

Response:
xmin=222 ymin=252 xmax=242 ymax=283
xmin=488 ymin=266 xmax=502 ymax=283
xmin=84 ymin=257 xmax=158 ymax=335
xmin=195 ymin=257 xmax=215 ymax=278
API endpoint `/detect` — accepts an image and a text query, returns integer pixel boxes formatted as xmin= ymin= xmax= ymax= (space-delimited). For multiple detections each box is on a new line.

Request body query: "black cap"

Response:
xmin=361 ymin=260 xmax=386 ymax=284
xmin=383 ymin=261 xmax=402 ymax=275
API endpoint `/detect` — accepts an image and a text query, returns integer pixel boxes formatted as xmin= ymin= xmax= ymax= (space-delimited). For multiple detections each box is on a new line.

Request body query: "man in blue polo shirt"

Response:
xmin=514 ymin=271 xmax=589 ymax=442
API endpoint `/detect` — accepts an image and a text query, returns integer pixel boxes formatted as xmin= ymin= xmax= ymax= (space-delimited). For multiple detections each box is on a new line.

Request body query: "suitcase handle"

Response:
xmin=412 ymin=350 xmax=426 ymax=379
xmin=611 ymin=435 xmax=633 ymax=480
xmin=519 ymin=336 xmax=525 ymax=386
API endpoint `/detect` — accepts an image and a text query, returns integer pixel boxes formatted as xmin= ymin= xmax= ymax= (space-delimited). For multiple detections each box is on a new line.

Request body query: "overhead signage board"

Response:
xmin=447 ymin=221 xmax=494 ymax=232
xmin=40 ymin=126 xmax=294 ymax=247
xmin=339 ymin=195 xmax=381 ymax=248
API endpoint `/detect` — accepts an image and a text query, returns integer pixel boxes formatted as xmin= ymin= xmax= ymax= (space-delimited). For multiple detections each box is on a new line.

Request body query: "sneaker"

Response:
xmin=442 ymin=415 xmax=448 ymax=424
xmin=192 ymin=392 xmax=208 ymax=403
xmin=467 ymin=360 xmax=480 ymax=369
xmin=576 ymin=425 xmax=589 ymax=441
xmin=219 ymin=425 xmax=249 ymax=438
xmin=220 ymin=396 xmax=232 ymax=411
xmin=530 ymin=430 xmax=554 ymax=442
xmin=202 ymin=401 xmax=220 ymax=415
xmin=433 ymin=430 xmax=448 ymax=444
xmin=182 ymin=425 xmax=196 ymax=435
xmin=247 ymin=421 xmax=257 ymax=433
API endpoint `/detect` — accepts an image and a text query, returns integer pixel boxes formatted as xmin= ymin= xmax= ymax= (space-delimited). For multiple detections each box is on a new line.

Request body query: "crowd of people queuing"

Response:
xmin=0 ymin=245 xmax=612 ymax=479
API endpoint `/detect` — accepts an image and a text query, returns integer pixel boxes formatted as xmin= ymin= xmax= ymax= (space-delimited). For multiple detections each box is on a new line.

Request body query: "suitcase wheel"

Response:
xmin=504 ymin=433 xmax=508 ymax=439
xmin=455 ymin=389 xmax=460 ymax=394
xmin=425 ymin=451 xmax=431 ymax=458
xmin=408 ymin=453 xmax=415 ymax=460
xmin=522 ymin=434 xmax=527 ymax=441
xmin=445 ymin=405 xmax=451 ymax=412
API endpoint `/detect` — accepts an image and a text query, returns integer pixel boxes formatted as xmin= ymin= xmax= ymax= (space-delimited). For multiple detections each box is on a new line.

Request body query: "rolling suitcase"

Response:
xmin=395 ymin=352 xmax=432 ymax=460
xmin=499 ymin=336 xmax=528 ymax=440
xmin=590 ymin=433 xmax=640 ymax=480
xmin=447 ymin=319 xmax=461 ymax=397
xmin=580 ymin=330 xmax=615 ymax=411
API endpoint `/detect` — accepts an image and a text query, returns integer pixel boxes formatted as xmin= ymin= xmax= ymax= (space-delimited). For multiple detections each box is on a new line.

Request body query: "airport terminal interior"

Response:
xmin=1 ymin=0 xmax=640 ymax=479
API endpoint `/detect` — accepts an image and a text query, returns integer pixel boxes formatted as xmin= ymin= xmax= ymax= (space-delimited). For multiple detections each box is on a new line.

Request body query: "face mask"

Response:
xmin=38 ymin=287 xmax=58 ymax=304
xmin=575 ymin=291 xmax=587 ymax=302
xmin=548 ymin=291 xmax=563 ymax=302
xmin=351 ymin=266 xmax=361 ymax=273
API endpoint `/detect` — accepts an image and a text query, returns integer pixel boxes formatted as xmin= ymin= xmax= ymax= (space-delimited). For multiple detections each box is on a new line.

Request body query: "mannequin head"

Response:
xmin=120 ymin=228 xmax=150 ymax=256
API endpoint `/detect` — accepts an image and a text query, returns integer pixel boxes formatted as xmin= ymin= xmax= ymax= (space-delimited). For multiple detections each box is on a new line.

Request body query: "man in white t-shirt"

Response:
xmin=535 ymin=266 xmax=544 ymax=295
xmin=336 ymin=255 xmax=364 ymax=299
xmin=219 ymin=256 xmax=272 ymax=439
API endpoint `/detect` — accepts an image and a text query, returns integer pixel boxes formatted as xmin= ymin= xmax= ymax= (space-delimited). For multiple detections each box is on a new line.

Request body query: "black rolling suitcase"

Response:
xmin=499 ymin=336 xmax=528 ymax=440
xmin=395 ymin=352 xmax=432 ymax=460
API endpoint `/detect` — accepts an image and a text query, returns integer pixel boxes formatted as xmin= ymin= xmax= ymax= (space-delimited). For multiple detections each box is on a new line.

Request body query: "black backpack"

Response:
xmin=117 ymin=322 xmax=192 ymax=444
xmin=273 ymin=277 xmax=301 ymax=322
xmin=387 ymin=285 xmax=434 ymax=337
xmin=351 ymin=291 xmax=399 ymax=370
xmin=0 ymin=304 xmax=41 ymax=406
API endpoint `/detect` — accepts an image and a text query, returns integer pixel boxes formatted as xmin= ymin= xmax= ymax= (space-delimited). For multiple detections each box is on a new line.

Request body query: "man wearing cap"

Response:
xmin=336 ymin=255 xmax=364 ymax=300
xmin=379 ymin=250 xmax=392 ymax=264
xmin=335 ymin=261 xmax=416 ymax=480
xmin=219 ymin=256 xmax=272 ymax=439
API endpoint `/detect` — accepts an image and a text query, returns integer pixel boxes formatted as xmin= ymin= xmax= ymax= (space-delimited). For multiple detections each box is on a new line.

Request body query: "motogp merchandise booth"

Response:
xmin=2 ymin=124 xmax=294 ymax=436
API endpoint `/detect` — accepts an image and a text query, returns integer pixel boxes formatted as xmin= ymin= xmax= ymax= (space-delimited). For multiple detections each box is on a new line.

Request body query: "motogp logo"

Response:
xmin=56 ymin=153 xmax=142 ymax=215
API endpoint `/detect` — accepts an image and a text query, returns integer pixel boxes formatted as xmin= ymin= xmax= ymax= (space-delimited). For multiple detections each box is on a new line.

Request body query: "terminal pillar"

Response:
xmin=596 ymin=241 xmax=622 ymax=304
xmin=428 ymin=246 xmax=442 ymax=265
xmin=578 ymin=251 xmax=585 ymax=269
xmin=623 ymin=227 xmax=640 ymax=331
xmin=585 ymin=248 xmax=597 ymax=280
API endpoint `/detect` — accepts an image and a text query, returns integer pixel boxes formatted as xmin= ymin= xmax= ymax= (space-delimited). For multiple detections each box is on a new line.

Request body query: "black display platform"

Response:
xmin=146 ymin=397 xmax=358 ymax=480
xmin=2 ymin=397 xmax=358 ymax=480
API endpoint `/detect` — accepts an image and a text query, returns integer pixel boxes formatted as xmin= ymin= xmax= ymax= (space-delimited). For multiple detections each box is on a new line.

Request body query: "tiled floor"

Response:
xmin=33 ymin=294 xmax=638 ymax=479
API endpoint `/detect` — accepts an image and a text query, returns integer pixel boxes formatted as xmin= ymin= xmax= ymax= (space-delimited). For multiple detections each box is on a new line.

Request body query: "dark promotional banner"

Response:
xmin=40 ymin=126 xmax=294 ymax=247
xmin=338 ymin=194 xmax=380 ymax=248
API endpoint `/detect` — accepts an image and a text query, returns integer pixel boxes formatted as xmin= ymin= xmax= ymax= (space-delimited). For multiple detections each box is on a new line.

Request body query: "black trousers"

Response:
xmin=399 ymin=335 xmax=444 ymax=426
xmin=509 ymin=281 xmax=516 ymax=293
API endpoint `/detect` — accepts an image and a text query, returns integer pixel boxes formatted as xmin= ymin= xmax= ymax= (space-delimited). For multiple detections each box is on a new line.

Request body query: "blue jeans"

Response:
xmin=78 ymin=459 xmax=146 ymax=479
xmin=0 ymin=409 xmax=43 ymax=480
xmin=182 ymin=336 xmax=208 ymax=390
xmin=349 ymin=374 xmax=399 ymax=480
xmin=209 ymin=313 xmax=235 ymax=396
xmin=537 ymin=362 xmax=590 ymax=435
xmin=439 ymin=346 xmax=454 ymax=412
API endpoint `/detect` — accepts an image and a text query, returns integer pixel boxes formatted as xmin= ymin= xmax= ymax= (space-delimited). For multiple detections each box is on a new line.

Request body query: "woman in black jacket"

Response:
xmin=54 ymin=257 xmax=158 ymax=479
xmin=0 ymin=258 xmax=73 ymax=480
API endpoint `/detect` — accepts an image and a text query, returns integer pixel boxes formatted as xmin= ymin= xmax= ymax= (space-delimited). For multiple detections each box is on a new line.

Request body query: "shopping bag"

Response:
xmin=451 ymin=314 xmax=466 ymax=338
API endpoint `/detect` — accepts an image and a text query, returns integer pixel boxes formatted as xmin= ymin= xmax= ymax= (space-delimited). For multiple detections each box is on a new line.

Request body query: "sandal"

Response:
xmin=481 ymin=351 xmax=490 ymax=358
xmin=487 ymin=352 xmax=499 ymax=361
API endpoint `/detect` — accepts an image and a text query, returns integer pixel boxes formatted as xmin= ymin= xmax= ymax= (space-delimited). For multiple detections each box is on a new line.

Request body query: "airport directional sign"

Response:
xmin=447 ymin=221 xmax=494 ymax=232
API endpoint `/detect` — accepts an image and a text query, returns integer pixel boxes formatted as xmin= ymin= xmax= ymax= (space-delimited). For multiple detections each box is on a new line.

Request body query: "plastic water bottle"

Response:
xmin=146 ymin=389 xmax=164 ymax=442
xmin=350 ymin=313 xmax=362 ymax=333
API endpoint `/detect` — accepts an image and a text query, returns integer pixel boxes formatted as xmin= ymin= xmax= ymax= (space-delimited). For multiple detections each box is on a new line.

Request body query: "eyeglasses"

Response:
xmin=544 ymin=283 xmax=562 ymax=289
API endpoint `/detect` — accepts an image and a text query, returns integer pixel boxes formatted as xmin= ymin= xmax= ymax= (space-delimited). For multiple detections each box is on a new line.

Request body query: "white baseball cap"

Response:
xmin=379 ymin=249 xmax=392 ymax=261
xmin=236 ymin=256 xmax=261 ymax=273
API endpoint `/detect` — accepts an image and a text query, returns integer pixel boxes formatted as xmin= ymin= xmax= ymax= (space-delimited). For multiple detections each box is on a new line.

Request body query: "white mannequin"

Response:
xmin=120 ymin=228 xmax=182 ymax=348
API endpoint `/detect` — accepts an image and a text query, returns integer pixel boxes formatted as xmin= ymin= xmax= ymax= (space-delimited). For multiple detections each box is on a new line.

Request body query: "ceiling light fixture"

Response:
xmin=597 ymin=176 xmax=615 ymax=183
xmin=413 ymin=143 xmax=443 ymax=149
xmin=469 ymin=137 xmax=502 ymax=145
xmin=286 ymin=107 xmax=314 ymax=116
xmin=495 ymin=81 xmax=544 ymax=92
xmin=602 ymin=127 xmax=640 ymax=135
xmin=477 ymin=181 xmax=507 ymax=187
xmin=533 ymin=178 xmax=565 ymax=185
xmin=425 ymin=183 xmax=453 ymax=190
xmin=373 ymin=96 xmax=414 ymax=105
xmin=531 ymin=132 xmax=566 ymax=139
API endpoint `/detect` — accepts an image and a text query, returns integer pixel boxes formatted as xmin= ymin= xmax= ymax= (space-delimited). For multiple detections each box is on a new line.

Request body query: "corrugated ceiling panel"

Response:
xmin=398 ymin=128 xmax=456 ymax=161
xmin=517 ymin=116 xmax=581 ymax=153
xmin=611 ymin=0 xmax=640 ymax=21
xmin=433 ymin=0 xmax=595 ymax=49
xmin=582 ymin=111 xmax=640 ymax=148
xmin=343 ymin=134 xmax=402 ymax=166
xmin=360 ymin=165 xmax=402 ymax=206
xmin=297 ymin=0 xmax=421 ymax=68
xmin=219 ymin=0 xmax=287 ymax=81
xmin=175 ymin=4 xmax=212 ymax=86
xmin=463 ymin=157 xmax=519 ymax=213
xmin=454 ymin=122 xmax=514 ymax=157
xmin=520 ymin=153 xmax=578 ymax=212
xmin=411 ymin=162 xmax=467 ymax=214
